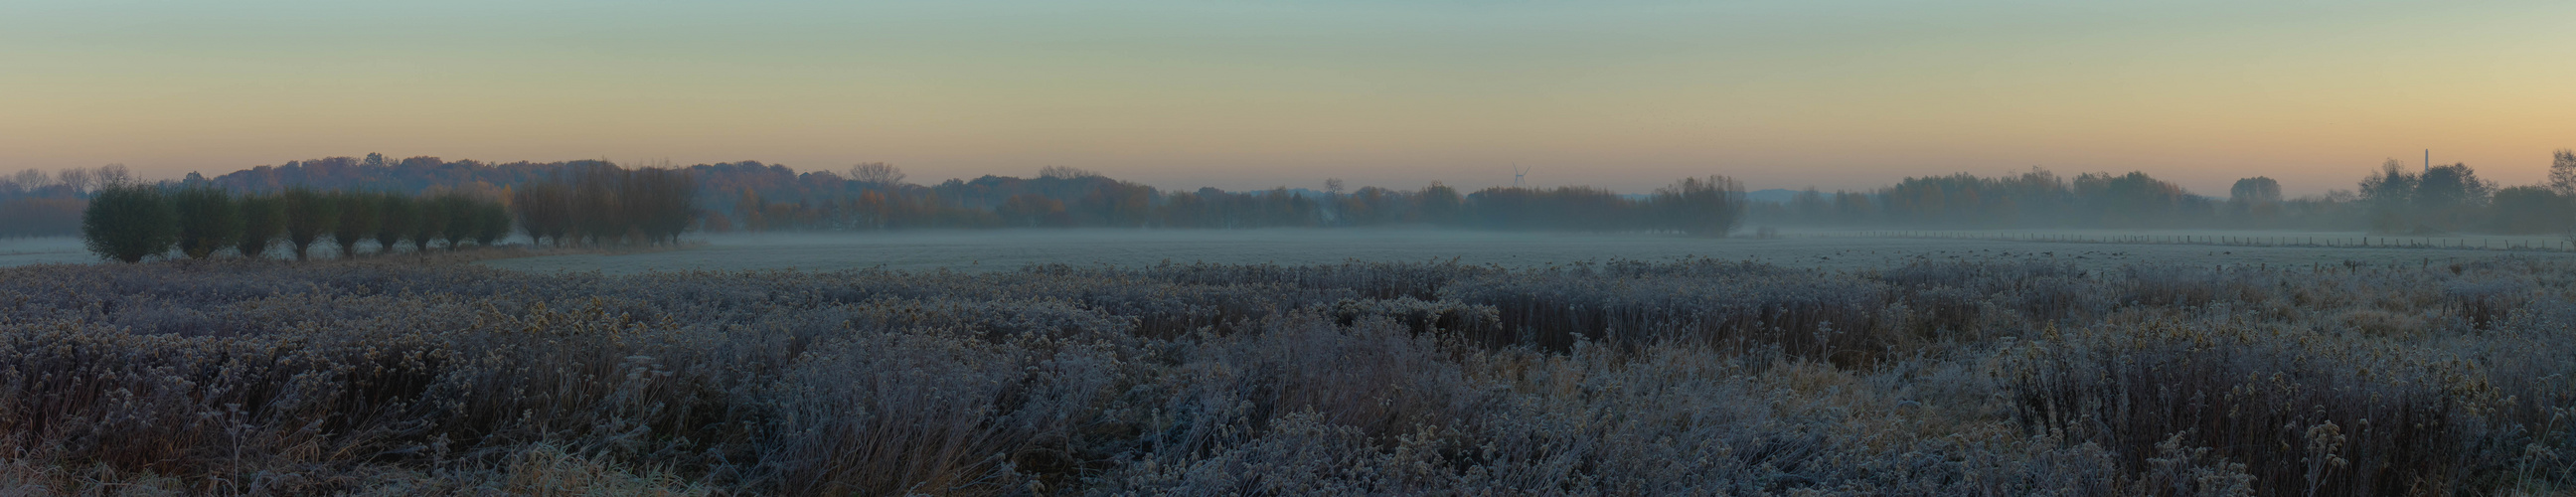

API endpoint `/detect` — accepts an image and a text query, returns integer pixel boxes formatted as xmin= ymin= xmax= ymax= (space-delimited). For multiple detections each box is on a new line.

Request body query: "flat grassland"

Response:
xmin=0 ymin=237 xmax=88 ymax=266
xmin=469 ymin=229 xmax=2576 ymax=273
xmin=11 ymin=230 xmax=2569 ymax=272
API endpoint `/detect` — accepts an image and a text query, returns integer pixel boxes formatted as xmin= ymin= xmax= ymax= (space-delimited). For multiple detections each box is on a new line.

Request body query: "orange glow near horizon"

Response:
xmin=5 ymin=1 xmax=2572 ymax=196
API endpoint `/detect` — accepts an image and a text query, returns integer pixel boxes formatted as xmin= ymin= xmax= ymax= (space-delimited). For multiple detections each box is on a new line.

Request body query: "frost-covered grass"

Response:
xmin=470 ymin=229 xmax=2576 ymax=274
xmin=2 ymin=255 xmax=2573 ymax=495
xmin=0 ymin=237 xmax=89 ymax=266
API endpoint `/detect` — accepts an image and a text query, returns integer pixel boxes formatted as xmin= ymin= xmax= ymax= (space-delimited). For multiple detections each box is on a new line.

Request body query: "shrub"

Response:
xmin=169 ymin=186 xmax=240 ymax=259
xmin=1 ymin=256 xmax=2569 ymax=495
xmin=2001 ymin=320 xmax=2526 ymax=496
xmin=78 ymin=184 xmax=175 ymax=262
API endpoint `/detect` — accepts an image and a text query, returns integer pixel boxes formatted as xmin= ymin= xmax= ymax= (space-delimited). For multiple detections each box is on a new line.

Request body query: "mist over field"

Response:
xmin=12 ymin=165 xmax=2576 ymax=494
xmin=12 ymin=0 xmax=2576 ymax=494
xmin=471 ymin=229 xmax=2576 ymax=274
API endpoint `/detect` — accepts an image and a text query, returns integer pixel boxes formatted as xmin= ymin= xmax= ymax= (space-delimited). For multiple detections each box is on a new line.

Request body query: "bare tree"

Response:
xmin=94 ymin=164 xmax=133 ymax=188
xmin=2549 ymin=149 xmax=2576 ymax=196
xmin=56 ymin=168 xmax=94 ymax=195
xmin=10 ymin=169 xmax=46 ymax=189
xmin=849 ymin=162 xmax=905 ymax=185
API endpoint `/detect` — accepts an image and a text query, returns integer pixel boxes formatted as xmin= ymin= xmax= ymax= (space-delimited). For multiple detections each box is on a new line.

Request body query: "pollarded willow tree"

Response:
xmin=170 ymin=186 xmax=240 ymax=259
xmin=625 ymin=166 xmax=697 ymax=245
xmin=235 ymin=193 xmax=285 ymax=259
xmin=330 ymin=191 xmax=380 ymax=257
xmin=511 ymin=162 xmax=696 ymax=247
xmin=511 ymin=181 xmax=571 ymax=247
xmin=80 ymin=184 xmax=177 ymax=263
xmin=280 ymin=187 xmax=337 ymax=260
xmin=375 ymin=193 xmax=416 ymax=255
xmin=568 ymin=164 xmax=626 ymax=246
xmin=434 ymin=193 xmax=480 ymax=250
xmin=409 ymin=193 xmax=449 ymax=253
xmin=475 ymin=202 xmax=511 ymax=247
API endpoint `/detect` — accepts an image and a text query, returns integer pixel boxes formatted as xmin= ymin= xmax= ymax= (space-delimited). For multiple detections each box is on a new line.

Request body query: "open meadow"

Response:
xmin=16 ymin=230 xmax=2576 ymax=273
xmin=3 ymin=231 xmax=2573 ymax=495
xmin=471 ymin=229 xmax=2576 ymax=274
xmin=0 ymin=238 xmax=92 ymax=267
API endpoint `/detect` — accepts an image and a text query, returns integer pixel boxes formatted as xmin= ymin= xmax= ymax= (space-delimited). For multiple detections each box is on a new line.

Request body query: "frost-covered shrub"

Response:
xmin=1 ymin=255 xmax=2572 ymax=495
xmin=1999 ymin=319 xmax=2566 ymax=496
xmin=1439 ymin=265 xmax=1896 ymax=364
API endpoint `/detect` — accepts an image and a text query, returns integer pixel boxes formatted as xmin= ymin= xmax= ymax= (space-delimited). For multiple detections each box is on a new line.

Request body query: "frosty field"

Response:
xmin=466 ymin=229 xmax=2576 ymax=274
xmin=6 ymin=230 xmax=2572 ymax=272
xmin=0 ymin=237 xmax=91 ymax=266
xmin=11 ymin=242 xmax=2575 ymax=494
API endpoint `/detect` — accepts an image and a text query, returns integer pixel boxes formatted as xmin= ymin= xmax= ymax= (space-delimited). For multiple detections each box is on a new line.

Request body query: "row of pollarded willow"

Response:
xmin=80 ymin=184 xmax=509 ymax=262
xmin=509 ymin=164 xmax=697 ymax=247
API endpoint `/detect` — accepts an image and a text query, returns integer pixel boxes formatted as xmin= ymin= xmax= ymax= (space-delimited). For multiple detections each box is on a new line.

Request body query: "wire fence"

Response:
xmin=1817 ymin=231 xmax=2576 ymax=252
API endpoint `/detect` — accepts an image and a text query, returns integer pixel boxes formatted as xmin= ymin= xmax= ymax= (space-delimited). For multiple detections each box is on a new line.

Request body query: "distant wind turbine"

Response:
xmin=1512 ymin=164 xmax=1530 ymax=189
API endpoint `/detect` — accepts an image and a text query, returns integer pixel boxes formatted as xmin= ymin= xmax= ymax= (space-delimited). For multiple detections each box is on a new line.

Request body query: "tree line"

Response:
xmin=0 ymin=164 xmax=132 ymax=238
xmin=80 ymin=184 xmax=512 ymax=263
xmin=38 ymin=149 xmax=2576 ymax=242
xmin=727 ymin=164 xmax=1748 ymax=235
xmin=509 ymin=163 xmax=698 ymax=247
xmin=78 ymin=162 xmax=702 ymax=262
xmin=1745 ymin=150 xmax=2576 ymax=235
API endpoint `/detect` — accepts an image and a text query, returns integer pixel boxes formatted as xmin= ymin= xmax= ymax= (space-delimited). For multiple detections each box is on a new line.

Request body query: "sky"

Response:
xmin=5 ymin=0 xmax=2573 ymax=196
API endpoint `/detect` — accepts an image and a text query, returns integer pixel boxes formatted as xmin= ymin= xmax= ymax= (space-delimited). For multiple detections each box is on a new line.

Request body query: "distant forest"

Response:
xmin=7 ymin=151 xmax=2576 ymax=238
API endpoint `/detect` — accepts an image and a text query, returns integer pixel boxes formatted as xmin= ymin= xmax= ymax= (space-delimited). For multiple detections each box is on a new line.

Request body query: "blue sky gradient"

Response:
xmin=6 ymin=0 xmax=2572 ymax=194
